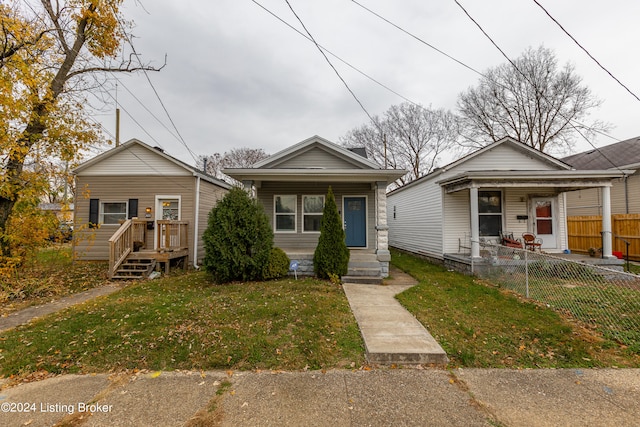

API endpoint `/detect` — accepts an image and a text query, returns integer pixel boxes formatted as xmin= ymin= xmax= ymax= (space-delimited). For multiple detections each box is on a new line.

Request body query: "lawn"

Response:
xmin=0 ymin=245 xmax=108 ymax=316
xmin=0 ymin=271 xmax=365 ymax=378
xmin=391 ymin=249 xmax=640 ymax=369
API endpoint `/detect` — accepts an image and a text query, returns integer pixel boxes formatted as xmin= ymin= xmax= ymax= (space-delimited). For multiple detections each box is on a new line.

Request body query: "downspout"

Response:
xmin=193 ymin=176 xmax=201 ymax=269
xmin=624 ymin=174 xmax=629 ymax=214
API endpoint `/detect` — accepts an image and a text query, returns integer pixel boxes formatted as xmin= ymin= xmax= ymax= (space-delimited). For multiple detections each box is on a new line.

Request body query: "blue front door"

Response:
xmin=344 ymin=197 xmax=366 ymax=247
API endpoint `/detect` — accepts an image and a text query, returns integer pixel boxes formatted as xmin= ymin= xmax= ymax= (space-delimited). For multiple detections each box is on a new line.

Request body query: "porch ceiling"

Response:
xmin=438 ymin=169 xmax=634 ymax=194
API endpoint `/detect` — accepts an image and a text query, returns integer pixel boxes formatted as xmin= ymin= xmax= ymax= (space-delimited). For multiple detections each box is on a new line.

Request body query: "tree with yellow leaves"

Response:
xmin=0 ymin=0 xmax=160 ymax=257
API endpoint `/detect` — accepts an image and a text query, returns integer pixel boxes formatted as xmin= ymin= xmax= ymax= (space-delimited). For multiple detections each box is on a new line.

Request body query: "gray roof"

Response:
xmin=562 ymin=136 xmax=640 ymax=169
xmin=347 ymin=147 xmax=368 ymax=159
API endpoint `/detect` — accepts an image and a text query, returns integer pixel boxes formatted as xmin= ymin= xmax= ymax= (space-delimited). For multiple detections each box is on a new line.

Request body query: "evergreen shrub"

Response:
xmin=262 ymin=247 xmax=290 ymax=280
xmin=313 ymin=186 xmax=349 ymax=279
xmin=202 ymin=187 xmax=273 ymax=283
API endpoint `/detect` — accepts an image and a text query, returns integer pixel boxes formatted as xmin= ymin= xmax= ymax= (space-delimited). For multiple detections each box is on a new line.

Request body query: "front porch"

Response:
xmin=108 ymin=219 xmax=189 ymax=279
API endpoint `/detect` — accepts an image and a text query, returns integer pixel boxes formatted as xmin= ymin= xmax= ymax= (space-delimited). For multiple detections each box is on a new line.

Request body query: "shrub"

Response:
xmin=262 ymin=247 xmax=290 ymax=280
xmin=314 ymin=186 xmax=349 ymax=279
xmin=202 ymin=187 xmax=273 ymax=283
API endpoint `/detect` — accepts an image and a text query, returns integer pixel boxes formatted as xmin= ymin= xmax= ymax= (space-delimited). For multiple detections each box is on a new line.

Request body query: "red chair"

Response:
xmin=522 ymin=232 xmax=542 ymax=251
xmin=500 ymin=231 xmax=523 ymax=248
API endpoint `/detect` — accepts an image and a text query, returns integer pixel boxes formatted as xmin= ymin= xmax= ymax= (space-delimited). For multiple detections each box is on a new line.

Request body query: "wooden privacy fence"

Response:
xmin=567 ymin=214 xmax=640 ymax=261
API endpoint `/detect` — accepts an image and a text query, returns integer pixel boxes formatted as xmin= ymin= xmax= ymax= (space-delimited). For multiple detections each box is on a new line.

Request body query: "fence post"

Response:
xmin=525 ymin=248 xmax=529 ymax=298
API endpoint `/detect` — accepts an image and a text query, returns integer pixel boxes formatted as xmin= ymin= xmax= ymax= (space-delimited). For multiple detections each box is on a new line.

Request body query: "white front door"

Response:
xmin=532 ymin=197 xmax=557 ymax=249
xmin=156 ymin=197 xmax=180 ymax=249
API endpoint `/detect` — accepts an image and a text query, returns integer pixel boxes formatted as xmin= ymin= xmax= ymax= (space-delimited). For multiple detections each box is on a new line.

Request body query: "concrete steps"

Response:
xmin=343 ymin=252 xmax=382 ymax=285
xmin=113 ymin=258 xmax=156 ymax=280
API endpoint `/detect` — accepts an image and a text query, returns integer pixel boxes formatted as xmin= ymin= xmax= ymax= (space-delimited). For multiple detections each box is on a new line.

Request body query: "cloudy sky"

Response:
xmin=100 ymin=0 xmax=640 ymax=165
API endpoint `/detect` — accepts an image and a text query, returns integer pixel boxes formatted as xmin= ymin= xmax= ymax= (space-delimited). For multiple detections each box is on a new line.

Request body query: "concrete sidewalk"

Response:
xmin=2 ymin=368 xmax=639 ymax=426
xmin=343 ymin=266 xmax=448 ymax=365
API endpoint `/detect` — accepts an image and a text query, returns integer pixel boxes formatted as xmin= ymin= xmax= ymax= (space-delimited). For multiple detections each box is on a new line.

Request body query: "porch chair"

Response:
xmin=500 ymin=231 xmax=523 ymax=249
xmin=522 ymin=232 xmax=542 ymax=251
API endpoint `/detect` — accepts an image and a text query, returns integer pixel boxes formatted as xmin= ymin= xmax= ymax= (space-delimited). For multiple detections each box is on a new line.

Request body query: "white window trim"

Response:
xmin=302 ymin=194 xmax=325 ymax=233
xmin=100 ymin=200 xmax=128 ymax=226
xmin=274 ymin=195 xmax=297 ymax=233
xmin=156 ymin=195 xmax=182 ymax=221
xmin=478 ymin=189 xmax=503 ymax=237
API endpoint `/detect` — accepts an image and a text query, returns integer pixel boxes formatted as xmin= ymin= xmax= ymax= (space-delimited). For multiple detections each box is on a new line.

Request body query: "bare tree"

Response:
xmin=340 ymin=103 xmax=459 ymax=186
xmin=457 ymin=46 xmax=608 ymax=154
xmin=199 ymin=147 xmax=269 ymax=184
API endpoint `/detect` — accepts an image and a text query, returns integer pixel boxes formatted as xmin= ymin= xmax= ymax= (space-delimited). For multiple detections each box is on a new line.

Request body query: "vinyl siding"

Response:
xmin=565 ymin=172 xmax=640 ymax=216
xmin=258 ymin=181 xmax=375 ymax=251
xmin=195 ymin=180 xmax=228 ymax=264
xmin=78 ymin=144 xmax=191 ymax=176
xmin=74 ymin=175 xmax=197 ymax=261
xmin=388 ymin=177 xmax=443 ymax=258
xmin=272 ymin=147 xmax=366 ymax=169
xmin=388 ymin=141 xmax=568 ymax=257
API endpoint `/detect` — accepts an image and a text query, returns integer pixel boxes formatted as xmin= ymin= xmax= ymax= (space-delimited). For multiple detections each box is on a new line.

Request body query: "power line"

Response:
xmin=251 ymin=0 xmax=420 ymax=106
xmin=452 ymin=0 xmax=624 ymax=171
xmin=283 ymin=0 xmax=377 ymax=126
xmin=532 ymin=0 xmax=640 ymax=104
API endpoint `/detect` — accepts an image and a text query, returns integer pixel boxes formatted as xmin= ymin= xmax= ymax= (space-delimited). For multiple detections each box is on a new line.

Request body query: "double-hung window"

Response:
xmin=101 ymin=202 xmax=127 ymax=225
xmin=302 ymin=195 xmax=324 ymax=232
xmin=478 ymin=190 xmax=502 ymax=236
xmin=274 ymin=195 xmax=296 ymax=232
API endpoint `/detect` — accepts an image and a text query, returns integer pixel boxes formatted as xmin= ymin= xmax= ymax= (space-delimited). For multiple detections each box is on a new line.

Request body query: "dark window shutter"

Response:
xmin=89 ymin=199 xmax=99 ymax=228
xmin=128 ymin=199 xmax=138 ymax=219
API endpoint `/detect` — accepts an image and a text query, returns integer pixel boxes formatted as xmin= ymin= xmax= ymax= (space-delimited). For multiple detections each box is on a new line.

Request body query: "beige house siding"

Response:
xmin=566 ymin=173 xmax=640 ymax=216
xmin=258 ymin=181 xmax=375 ymax=251
xmin=195 ymin=179 xmax=228 ymax=264
xmin=78 ymin=143 xmax=192 ymax=176
xmin=74 ymin=175 xmax=197 ymax=261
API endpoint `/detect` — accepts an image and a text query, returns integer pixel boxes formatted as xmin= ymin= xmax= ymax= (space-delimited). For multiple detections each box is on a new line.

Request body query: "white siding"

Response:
xmin=79 ymin=144 xmax=191 ymax=176
xmin=565 ymin=188 xmax=601 ymax=216
xmin=388 ymin=176 xmax=444 ymax=258
xmin=452 ymin=143 xmax=561 ymax=172
xmin=442 ymin=190 xmax=470 ymax=254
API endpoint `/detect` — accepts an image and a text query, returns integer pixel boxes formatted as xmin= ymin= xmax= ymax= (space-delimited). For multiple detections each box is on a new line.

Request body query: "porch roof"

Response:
xmin=223 ymin=168 xmax=406 ymax=184
xmin=437 ymin=169 xmax=635 ymax=194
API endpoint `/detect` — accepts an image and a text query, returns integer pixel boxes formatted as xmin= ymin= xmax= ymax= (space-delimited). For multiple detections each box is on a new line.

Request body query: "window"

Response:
xmin=274 ymin=195 xmax=296 ymax=232
xmin=478 ymin=190 xmax=502 ymax=236
xmin=303 ymin=195 xmax=324 ymax=232
xmin=101 ymin=202 xmax=127 ymax=225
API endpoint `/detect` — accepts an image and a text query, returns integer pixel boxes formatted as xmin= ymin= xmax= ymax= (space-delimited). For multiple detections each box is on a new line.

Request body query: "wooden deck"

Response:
xmin=108 ymin=219 xmax=189 ymax=278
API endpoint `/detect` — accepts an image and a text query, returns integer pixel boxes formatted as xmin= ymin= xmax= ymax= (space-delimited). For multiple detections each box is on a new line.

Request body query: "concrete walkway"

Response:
xmin=342 ymin=267 xmax=449 ymax=365
xmin=0 ymin=283 xmax=125 ymax=333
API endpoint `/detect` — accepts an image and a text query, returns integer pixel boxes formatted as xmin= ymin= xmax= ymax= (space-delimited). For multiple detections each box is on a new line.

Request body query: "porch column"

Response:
xmin=470 ymin=186 xmax=480 ymax=259
xmin=242 ymin=180 xmax=254 ymax=198
xmin=601 ymin=185 xmax=614 ymax=258
xmin=375 ymin=181 xmax=390 ymax=262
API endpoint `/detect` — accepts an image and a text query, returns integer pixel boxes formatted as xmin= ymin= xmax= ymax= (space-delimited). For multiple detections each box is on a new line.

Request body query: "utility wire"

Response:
xmin=251 ymin=0 xmax=420 ymax=106
xmin=283 ymin=0 xmax=377 ymax=125
xmin=452 ymin=0 xmax=623 ymax=171
xmin=532 ymin=0 xmax=640 ymax=104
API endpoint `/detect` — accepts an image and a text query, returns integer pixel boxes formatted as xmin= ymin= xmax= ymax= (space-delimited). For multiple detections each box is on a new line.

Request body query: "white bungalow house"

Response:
xmin=387 ymin=137 xmax=633 ymax=271
xmin=224 ymin=135 xmax=406 ymax=281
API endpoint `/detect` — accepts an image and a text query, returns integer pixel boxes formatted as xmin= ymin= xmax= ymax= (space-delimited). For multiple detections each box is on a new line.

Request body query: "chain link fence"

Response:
xmin=472 ymin=243 xmax=640 ymax=350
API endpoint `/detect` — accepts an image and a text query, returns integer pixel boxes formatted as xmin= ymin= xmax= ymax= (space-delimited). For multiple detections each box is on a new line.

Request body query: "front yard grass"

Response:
xmin=391 ymin=249 xmax=640 ymax=369
xmin=0 ymin=272 xmax=365 ymax=378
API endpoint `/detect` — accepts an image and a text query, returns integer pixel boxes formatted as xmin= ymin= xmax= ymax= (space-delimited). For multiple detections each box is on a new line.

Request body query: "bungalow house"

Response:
xmin=562 ymin=136 xmax=640 ymax=216
xmin=73 ymin=139 xmax=231 ymax=278
xmin=387 ymin=137 xmax=632 ymax=271
xmin=224 ymin=135 xmax=406 ymax=281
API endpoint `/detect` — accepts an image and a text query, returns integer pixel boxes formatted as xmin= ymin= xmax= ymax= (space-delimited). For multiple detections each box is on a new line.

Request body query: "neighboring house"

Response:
xmin=39 ymin=202 xmax=74 ymax=222
xmin=387 ymin=137 xmax=631 ymax=271
xmin=73 ymin=139 xmax=231 ymax=277
xmin=224 ymin=135 xmax=406 ymax=280
xmin=562 ymin=136 xmax=640 ymax=216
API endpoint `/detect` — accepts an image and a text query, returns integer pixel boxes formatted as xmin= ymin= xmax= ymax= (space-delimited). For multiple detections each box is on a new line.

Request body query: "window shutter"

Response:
xmin=128 ymin=199 xmax=139 ymax=219
xmin=89 ymin=199 xmax=99 ymax=228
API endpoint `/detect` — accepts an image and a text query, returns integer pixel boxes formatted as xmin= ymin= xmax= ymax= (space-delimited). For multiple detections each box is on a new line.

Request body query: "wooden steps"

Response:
xmin=112 ymin=258 xmax=157 ymax=280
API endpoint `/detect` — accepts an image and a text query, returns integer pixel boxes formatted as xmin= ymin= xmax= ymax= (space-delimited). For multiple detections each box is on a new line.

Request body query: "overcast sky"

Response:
xmin=98 ymin=0 xmax=640 ymax=166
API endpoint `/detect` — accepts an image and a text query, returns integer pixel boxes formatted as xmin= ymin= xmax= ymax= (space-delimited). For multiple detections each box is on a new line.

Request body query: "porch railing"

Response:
xmin=107 ymin=219 xmax=149 ymax=278
xmin=156 ymin=220 xmax=189 ymax=251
